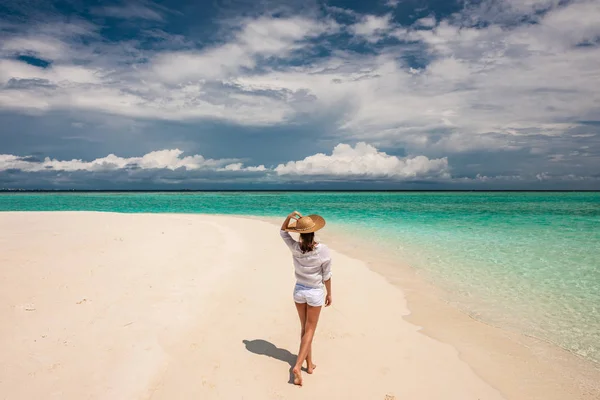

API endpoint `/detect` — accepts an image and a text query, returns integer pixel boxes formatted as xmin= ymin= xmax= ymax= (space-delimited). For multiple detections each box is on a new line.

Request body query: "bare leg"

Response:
xmin=293 ymin=305 xmax=322 ymax=386
xmin=301 ymin=327 xmax=316 ymax=373
xmin=295 ymin=303 xmax=316 ymax=374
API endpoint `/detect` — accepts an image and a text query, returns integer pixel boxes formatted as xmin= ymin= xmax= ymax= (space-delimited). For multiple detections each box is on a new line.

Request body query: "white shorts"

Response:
xmin=293 ymin=283 xmax=325 ymax=307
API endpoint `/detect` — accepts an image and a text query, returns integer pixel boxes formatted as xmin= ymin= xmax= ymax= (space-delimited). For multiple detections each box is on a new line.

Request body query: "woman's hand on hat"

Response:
xmin=289 ymin=211 xmax=302 ymax=219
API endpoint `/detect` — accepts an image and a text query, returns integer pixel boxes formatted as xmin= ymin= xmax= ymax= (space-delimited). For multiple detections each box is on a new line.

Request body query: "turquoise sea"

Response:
xmin=1 ymin=191 xmax=599 ymax=364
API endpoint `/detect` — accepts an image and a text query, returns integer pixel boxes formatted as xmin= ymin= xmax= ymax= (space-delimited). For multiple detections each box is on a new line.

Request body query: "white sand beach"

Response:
xmin=0 ymin=212 xmax=596 ymax=399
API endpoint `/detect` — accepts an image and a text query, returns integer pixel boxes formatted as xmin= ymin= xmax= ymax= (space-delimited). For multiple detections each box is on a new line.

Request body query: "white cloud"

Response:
xmin=0 ymin=143 xmax=449 ymax=182
xmin=458 ymin=0 xmax=562 ymax=26
xmin=0 ymin=60 xmax=103 ymax=85
xmin=0 ymin=150 xmax=263 ymax=172
xmin=2 ymin=144 xmax=596 ymax=186
xmin=414 ymin=16 xmax=436 ymax=28
xmin=235 ymin=0 xmax=600 ymax=162
xmin=2 ymin=37 xmax=68 ymax=60
xmin=219 ymin=163 xmax=267 ymax=172
xmin=537 ymin=0 xmax=600 ymax=47
xmin=0 ymin=0 xmax=599 ymax=181
xmin=324 ymin=5 xmax=357 ymax=17
xmin=0 ymin=21 xmax=98 ymax=61
xmin=349 ymin=14 xmax=393 ymax=42
xmin=275 ymin=142 xmax=450 ymax=179
xmin=92 ymin=4 xmax=164 ymax=21
xmin=0 ymin=15 xmax=339 ymax=125
xmin=151 ymin=16 xmax=337 ymax=83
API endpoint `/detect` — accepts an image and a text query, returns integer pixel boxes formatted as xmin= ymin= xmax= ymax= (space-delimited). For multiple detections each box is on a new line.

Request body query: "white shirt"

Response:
xmin=280 ymin=230 xmax=332 ymax=288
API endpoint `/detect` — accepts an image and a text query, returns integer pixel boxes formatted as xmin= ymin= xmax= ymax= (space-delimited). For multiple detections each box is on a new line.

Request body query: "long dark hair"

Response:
xmin=299 ymin=232 xmax=316 ymax=253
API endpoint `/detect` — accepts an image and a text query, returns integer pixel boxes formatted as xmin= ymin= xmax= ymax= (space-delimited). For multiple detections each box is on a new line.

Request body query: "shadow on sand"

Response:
xmin=242 ymin=339 xmax=306 ymax=384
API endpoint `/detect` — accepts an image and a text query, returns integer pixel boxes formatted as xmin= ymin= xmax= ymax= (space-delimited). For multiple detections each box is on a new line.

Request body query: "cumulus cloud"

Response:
xmin=0 ymin=149 xmax=264 ymax=172
xmin=0 ymin=0 xmax=599 ymax=185
xmin=414 ymin=16 xmax=436 ymax=28
xmin=275 ymin=142 xmax=450 ymax=179
xmin=2 ymin=142 xmax=597 ymax=188
xmin=1 ymin=143 xmax=446 ymax=180
xmin=349 ymin=14 xmax=393 ymax=42
xmin=218 ymin=163 xmax=267 ymax=172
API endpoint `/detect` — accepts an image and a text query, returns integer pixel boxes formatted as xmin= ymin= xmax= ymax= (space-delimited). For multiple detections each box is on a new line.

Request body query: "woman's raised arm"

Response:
xmin=280 ymin=210 xmax=302 ymax=231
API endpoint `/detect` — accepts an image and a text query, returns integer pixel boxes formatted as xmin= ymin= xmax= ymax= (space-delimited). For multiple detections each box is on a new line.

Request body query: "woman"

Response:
xmin=280 ymin=210 xmax=332 ymax=386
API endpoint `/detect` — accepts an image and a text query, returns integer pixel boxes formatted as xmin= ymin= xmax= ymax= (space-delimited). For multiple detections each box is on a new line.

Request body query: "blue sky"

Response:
xmin=0 ymin=0 xmax=599 ymax=189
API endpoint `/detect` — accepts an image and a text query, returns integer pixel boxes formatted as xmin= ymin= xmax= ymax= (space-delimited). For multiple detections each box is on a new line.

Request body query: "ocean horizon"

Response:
xmin=2 ymin=191 xmax=599 ymax=365
xmin=2 ymin=189 xmax=599 ymax=192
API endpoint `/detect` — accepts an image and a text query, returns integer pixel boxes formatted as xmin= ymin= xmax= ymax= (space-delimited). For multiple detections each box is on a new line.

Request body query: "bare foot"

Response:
xmin=307 ymin=363 xmax=317 ymax=374
xmin=292 ymin=367 xmax=303 ymax=386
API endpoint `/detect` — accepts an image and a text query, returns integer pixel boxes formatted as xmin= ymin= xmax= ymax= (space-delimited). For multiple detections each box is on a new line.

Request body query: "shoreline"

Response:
xmin=1 ymin=211 xmax=506 ymax=399
xmin=325 ymin=231 xmax=600 ymax=399
xmin=1 ymin=211 xmax=598 ymax=399
xmin=250 ymin=214 xmax=600 ymax=399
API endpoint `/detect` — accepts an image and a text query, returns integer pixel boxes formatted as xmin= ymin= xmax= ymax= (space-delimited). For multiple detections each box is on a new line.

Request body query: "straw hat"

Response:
xmin=286 ymin=214 xmax=326 ymax=233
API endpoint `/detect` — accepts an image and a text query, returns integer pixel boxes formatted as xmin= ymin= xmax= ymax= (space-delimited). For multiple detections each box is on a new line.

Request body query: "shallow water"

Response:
xmin=2 ymin=191 xmax=599 ymax=363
